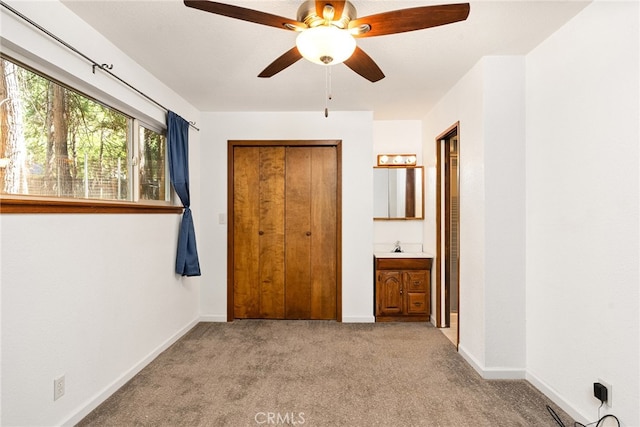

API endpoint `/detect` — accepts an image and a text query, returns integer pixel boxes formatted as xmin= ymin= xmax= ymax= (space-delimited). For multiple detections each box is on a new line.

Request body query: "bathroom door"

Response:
xmin=436 ymin=123 xmax=460 ymax=347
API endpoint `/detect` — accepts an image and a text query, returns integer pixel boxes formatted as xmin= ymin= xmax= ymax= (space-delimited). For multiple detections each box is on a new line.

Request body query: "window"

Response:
xmin=0 ymin=56 xmax=175 ymax=212
xmin=138 ymin=124 xmax=167 ymax=202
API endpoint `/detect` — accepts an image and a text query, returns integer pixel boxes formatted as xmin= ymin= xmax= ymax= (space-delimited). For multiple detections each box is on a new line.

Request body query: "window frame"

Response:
xmin=0 ymin=195 xmax=182 ymax=214
xmin=0 ymin=55 xmax=179 ymax=214
xmin=134 ymin=120 xmax=173 ymax=204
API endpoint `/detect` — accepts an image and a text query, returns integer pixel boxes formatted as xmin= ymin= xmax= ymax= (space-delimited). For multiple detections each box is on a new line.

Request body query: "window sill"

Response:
xmin=0 ymin=196 xmax=183 ymax=214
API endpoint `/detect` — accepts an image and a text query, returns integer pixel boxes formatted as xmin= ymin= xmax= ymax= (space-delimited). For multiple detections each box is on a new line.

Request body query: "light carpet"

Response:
xmin=78 ymin=320 xmax=572 ymax=426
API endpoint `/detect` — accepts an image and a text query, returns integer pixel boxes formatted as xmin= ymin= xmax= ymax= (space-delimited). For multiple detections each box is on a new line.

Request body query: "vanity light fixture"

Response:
xmin=377 ymin=154 xmax=418 ymax=166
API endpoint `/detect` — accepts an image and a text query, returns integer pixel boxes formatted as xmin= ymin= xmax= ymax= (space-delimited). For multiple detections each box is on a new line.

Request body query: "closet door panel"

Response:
xmin=231 ymin=142 xmax=338 ymax=321
xmin=258 ymin=147 xmax=286 ymax=318
xmin=233 ymin=147 xmax=261 ymax=318
xmin=285 ymin=147 xmax=312 ymax=319
xmin=310 ymin=147 xmax=337 ymax=319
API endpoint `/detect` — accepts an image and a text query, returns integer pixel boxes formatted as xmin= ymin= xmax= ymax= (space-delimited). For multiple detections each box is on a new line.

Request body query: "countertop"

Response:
xmin=374 ymin=252 xmax=434 ymax=259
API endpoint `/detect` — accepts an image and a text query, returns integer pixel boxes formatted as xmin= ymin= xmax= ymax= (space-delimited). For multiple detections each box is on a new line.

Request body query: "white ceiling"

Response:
xmin=60 ymin=0 xmax=590 ymax=119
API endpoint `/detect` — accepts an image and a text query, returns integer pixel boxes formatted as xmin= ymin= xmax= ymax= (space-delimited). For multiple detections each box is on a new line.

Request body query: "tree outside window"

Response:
xmin=0 ymin=57 xmax=168 ymax=203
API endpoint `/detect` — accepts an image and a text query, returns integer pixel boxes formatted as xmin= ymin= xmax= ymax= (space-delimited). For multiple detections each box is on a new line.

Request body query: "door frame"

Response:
xmin=435 ymin=123 xmax=460 ymax=347
xmin=227 ymin=140 xmax=343 ymax=321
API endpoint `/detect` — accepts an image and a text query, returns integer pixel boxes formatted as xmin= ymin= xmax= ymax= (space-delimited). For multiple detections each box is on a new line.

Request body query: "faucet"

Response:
xmin=393 ymin=241 xmax=402 ymax=253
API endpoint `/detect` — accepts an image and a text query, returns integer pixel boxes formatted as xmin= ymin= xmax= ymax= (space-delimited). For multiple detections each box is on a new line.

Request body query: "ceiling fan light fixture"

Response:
xmin=296 ymin=26 xmax=356 ymax=66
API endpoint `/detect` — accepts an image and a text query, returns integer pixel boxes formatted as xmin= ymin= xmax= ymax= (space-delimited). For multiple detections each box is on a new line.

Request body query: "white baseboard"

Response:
xmin=200 ymin=314 xmax=228 ymax=322
xmin=483 ymin=367 xmax=526 ymax=380
xmin=341 ymin=315 xmax=375 ymax=323
xmin=457 ymin=344 xmax=525 ymax=379
xmin=457 ymin=343 xmax=485 ymax=376
xmin=199 ymin=315 xmax=375 ymax=323
xmin=61 ymin=317 xmax=200 ymax=426
xmin=526 ymin=371 xmax=588 ymax=424
xmin=457 ymin=345 xmax=586 ymax=423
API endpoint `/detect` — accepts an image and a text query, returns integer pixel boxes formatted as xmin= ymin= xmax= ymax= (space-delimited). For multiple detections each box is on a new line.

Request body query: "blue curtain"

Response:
xmin=167 ymin=111 xmax=201 ymax=276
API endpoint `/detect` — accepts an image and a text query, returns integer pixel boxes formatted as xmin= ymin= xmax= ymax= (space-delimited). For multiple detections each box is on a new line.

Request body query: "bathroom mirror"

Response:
xmin=373 ymin=166 xmax=424 ymax=220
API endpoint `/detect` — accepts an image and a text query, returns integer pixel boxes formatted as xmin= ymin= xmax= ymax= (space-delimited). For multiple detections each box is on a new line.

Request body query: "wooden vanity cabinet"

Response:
xmin=375 ymin=256 xmax=432 ymax=322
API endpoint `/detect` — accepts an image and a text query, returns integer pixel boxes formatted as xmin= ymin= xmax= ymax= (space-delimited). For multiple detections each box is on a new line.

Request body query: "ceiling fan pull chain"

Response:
xmin=324 ymin=66 xmax=329 ymax=117
xmin=323 ymin=66 xmax=334 ymax=118
xmin=328 ymin=65 xmax=333 ymax=101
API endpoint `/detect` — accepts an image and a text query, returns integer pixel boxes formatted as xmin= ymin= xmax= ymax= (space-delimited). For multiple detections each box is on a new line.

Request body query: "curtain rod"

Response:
xmin=0 ymin=0 xmax=200 ymax=131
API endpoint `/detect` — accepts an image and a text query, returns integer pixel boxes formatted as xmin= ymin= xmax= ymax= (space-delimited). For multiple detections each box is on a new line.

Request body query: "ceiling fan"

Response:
xmin=184 ymin=0 xmax=470 ymax=82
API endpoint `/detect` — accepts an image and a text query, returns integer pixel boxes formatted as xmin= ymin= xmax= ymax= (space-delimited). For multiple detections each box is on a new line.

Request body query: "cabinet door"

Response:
xmin=377 ymin=271 xmax=403 ymax=315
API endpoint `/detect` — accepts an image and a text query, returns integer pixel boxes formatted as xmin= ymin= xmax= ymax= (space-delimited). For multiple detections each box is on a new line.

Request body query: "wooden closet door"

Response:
xmin=233 ymin=147 xmax=285 ymax=318
xmin=285 ymin=147 xmax=337 ymax=319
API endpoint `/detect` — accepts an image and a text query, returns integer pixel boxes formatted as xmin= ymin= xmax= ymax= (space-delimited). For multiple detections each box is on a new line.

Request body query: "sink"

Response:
xmin=374 ymin=252 xmax=433 ymax=258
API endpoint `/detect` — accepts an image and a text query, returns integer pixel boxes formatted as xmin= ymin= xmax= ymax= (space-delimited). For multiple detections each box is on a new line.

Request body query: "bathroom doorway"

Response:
xmin=436 ymin=123 xmax=460 ymax=348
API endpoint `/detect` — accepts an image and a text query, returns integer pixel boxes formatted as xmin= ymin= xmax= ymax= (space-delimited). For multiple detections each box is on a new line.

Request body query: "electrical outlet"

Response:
xmin=597 ymin=379 xmax=612 ymax=407
xmin=53 ymin=375 xmax=65 ymax=401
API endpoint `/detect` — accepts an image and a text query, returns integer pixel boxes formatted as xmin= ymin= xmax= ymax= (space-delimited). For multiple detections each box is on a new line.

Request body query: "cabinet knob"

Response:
xmin=258 ymin=230 xmax=264 ymax=235
xmin=306 ymin=231 xmax=311 ymax=236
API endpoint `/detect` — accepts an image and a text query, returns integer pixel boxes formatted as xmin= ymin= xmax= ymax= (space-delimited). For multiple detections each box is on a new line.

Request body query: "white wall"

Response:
xmin=0 ymin=1 xmax=201 ymax=425
xmin=198 ymin=111 xmax=375 ymax=323
xmin=525 ymin=1 xmax=639 ymax=425
xmin=423 ymin=59 xmax=485 ymax=356
xmin=482 ymin=57 xmax=526 ymax=373
xmin=423 ymin=56 xmax=527 ymax=377
xmin=372 ymin=121 xmax=424 ymax=253
xmin=1 ymin=215 xmax=200 ymax=426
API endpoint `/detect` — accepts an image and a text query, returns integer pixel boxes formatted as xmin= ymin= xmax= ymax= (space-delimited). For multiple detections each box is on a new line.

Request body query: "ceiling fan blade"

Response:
xmin=184 ymin=0 xmax=305 ymax=31
xmin=315 ymin=1 xmax=346 ymax=21
xmin=258 ymin=47 xmax=303 ymax=78
xmin=343 ymin=46 xmax=385 ymax=82
xmin=349 ymin=3 xmax=470 ymax=38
